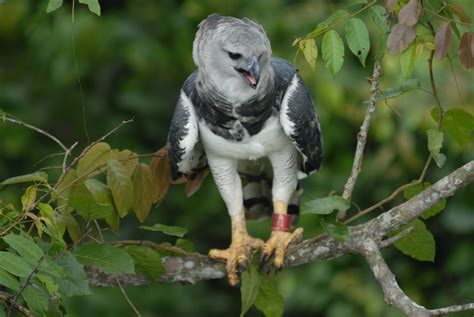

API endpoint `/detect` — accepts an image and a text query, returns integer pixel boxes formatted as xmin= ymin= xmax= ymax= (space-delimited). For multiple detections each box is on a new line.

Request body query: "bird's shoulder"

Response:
xmin=271 ymin=57 xmax=299 ymax=94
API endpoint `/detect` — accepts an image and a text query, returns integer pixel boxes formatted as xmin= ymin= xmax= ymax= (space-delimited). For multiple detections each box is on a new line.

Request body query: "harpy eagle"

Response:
xmin=167 ymin=13 xmax=323 ymax=285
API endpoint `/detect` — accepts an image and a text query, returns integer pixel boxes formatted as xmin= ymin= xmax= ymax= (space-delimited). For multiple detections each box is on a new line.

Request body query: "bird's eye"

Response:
xmin=228 ymin=52 xmax=242 ymax=60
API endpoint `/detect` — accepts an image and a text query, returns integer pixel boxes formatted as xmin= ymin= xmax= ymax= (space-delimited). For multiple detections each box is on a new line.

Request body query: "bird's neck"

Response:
xmin=197 ymin=67 xmax=275 ymax=105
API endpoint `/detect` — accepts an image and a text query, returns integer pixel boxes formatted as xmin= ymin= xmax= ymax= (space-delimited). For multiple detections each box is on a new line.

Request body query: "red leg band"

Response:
xmin=271 ymin=214 xmax=292 ymax=232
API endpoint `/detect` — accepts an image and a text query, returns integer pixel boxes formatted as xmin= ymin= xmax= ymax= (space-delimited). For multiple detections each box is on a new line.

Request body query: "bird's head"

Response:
xmin=193 ymin=14 xmax=273 ymax=93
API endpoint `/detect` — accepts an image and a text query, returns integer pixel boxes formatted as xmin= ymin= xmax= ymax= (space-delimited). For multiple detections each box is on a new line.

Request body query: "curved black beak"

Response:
xmin=235 ymin=56 xmax=260 ymax=89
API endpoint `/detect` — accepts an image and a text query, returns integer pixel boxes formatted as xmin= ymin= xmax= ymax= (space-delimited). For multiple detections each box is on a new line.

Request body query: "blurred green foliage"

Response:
xmin=0 ymin=0 xmax=473 ymax=316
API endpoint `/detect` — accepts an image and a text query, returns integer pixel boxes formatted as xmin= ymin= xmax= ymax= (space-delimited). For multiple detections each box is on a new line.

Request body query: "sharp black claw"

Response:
xmin=259 ymin=251 xmax=267 ymax=269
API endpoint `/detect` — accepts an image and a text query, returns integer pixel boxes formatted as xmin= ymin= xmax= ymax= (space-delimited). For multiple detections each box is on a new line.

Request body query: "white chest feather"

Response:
xmin=199 ymin=116 xmax=292 ymax=160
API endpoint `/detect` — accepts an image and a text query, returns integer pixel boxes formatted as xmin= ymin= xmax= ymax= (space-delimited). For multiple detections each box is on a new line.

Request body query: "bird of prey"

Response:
xmin=167 ymin=13 xmax=323 ymax=285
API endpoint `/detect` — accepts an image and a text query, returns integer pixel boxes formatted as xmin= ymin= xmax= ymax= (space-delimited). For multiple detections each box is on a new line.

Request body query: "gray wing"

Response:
xmin=279 ymin=73 xmax=323 ymax=177
xmin=167 ymin=74 xmax=206 ymax=180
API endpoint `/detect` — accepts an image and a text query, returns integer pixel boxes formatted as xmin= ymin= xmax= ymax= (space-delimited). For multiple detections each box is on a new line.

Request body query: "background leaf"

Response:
xmin=299 ymin=38 xmax=318 ymax=70
xmin=132 ymin=163 xmax=155 ymax=222
xmin=149 ymin=147 xmax=172 ymax=204
xmin=123 ymin=245 xmax=164 ymax=281
xmin=46 ymin=0 xmax=63 ymax=13
xmin=397 ymin=0 xmax=421 ymax=26
xmin=345 ymin=18 xmax=370 ymax=66
xmin=0 ymin=171 xmax=48 ymax=187
xmin=303 ymin=195 xmax=350 ymax=215
xmin=387 ymin=24 xmax=416 ymax=54
xmin=432 ymin=108 xmax=474 ymax=146
xmin=0 ymin=268 xmax=20 ymax=291
xmin=389 ymin=219 xmax=436 ymax=262
xmin=434 ymin=23 xmax=452 ymax=60
xmin=3 ymin=234 xmax=44 ymax=263
xmin=320 ymin=218 xmax=351 ymax=242
xmin=107 ymin=159 xmax=134 ymax=217
xmin=77 ymin=142 xmax=112 ymax=177
xmin=254 ymin=275 xmax=284 ymax=317
xmin=54 ymin=252 xmax=91 ymax=297
xmin=240 ymin=263 xmax=261 ymax=317
xmin=458 ymin=32 xmax=473 ymax=69
xmin=0 ymin=252 xmax=32 ymax=277
xmin=73 ymin=244 xmax=135 ymax=274
xmin=426 ymin=129 xmax=446 ymax=168
xmin=322 ymin=30 xmax=344 ymax=75
xmin=139 ymin=223 xmax=188 ymax=237
xmin=79 ymin=0 xmax=101 ymax=16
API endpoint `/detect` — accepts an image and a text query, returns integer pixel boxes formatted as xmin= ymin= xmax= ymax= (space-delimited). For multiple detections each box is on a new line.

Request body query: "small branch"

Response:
xmin=379 ymin=226 xmax=414 ymax=248
xmin=430 ymin=303 xmax=474 ymax=315
xmin=115 ymin=278 xmax=142 ymax=317
xmin=428 ymin=50 xmax=444 ymax=130
xmin=7 ymin=256 xmax=45 ymax=317
xmin=339 ymin=61 xmax=383 ymax=220
xmin=0 ymin=295 xmax=33 ymax=317
xmin=3 ymin=116 xmax=68 ymax=153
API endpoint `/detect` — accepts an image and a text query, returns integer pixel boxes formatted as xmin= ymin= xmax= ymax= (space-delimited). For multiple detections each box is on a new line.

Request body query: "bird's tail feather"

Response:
xmin=238 ymin=159 xmax=301 ymax=226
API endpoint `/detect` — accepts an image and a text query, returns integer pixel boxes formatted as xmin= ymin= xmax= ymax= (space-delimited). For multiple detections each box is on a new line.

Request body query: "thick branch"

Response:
xmin=87 ymin=160 xmax=474 ymax=287
xmin=357 ymin=239 xmax=430 ymax=316
xmin=85 ymin=161 xmax=474 ymax=316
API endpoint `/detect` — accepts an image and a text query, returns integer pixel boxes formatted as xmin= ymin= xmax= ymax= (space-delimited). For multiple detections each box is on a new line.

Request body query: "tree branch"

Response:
xmin=83 ymin=161 xmax=473 ymax=316
xmin=339 ymin=61 xmax=383 ymax=220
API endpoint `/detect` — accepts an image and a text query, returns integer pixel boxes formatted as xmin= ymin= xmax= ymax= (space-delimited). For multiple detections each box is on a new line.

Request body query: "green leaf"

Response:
xmin=322 ymin=30 xmax=344 ymax=75
xmin=122 ymin=246 xmax=164 ymax=281
xmin=0 ymin=252 xmax=33 ymax=277
xmin=107 ymin=159 xmax=134 ymax=217
xmin=299 ymin=38 xmax=318 ymax=70
xmin=320 ymin=218 xmax=351 ymax=242
xmin=0 ymin=171 xmax=48 ymax=187
xmin=389 ymin=218 xmax=435 ymax=262
xmin=345 ymin=18 xmax=370 ymax=67
xmin=21 ymin=185 xmax=37 ymax=212
xmin=404 ymin=182 xmax=446 ymax=219
xmin=73 ymin=244 xmax=134 ymax=274
xmin=69 ymin=180 xmax=114 ymax=220
xmin=369 ymin=5 xmax=388 ymax=30
xmin=175 ymin=239 xmax=194 ymax=252
xmin=54 ymin=252 xmax=91 ymax=297
xmin=302 ymin=195 xmax=349 ymax=215
xmin=132 ymin=163 xmax=155 ymax=223
xmin=79 ymin=0 xmax=101 ymax=16
xmin=76 ymin=142 xmax=112 ymax=177
xmin=426 ymin=129 xmax=446 ymax=167
xmin=22 ymin=285 xmax=49 ymax=315
xmin=375 ymin=79 xmax=420 ymax=101
xmin=53 ymin=169 xmax=77 ymax=206
xmin=46 ymin=0 xmax=63 ymax=13
xmin=112 ymin=149 xmax=139 ymax=177
xmin=62 ymin=213 xmax=81 ymax=242
xmin=400 ymin=42 xmax=417 ymax=78
xmin=240 ymin=263 xmax=261 ymax=317
xmin=140 ymin=223 xmax=188 ymax=237
xmin=0 ymin=268 xmax=20 ymax=291
xmin=254 ymin=275 xmax=284 ymax=317
xmin=37 ymin=273 xmax=60 ymax=297
xmin=3 ymin=234 xmax=44 ymax=263
xmin=432 ymin=108 xmax=474 ymax=147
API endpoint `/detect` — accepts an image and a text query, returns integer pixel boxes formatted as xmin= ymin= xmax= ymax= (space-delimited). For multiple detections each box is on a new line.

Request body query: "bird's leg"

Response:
xmin=262 ymin=201 xmax=303 ymax=267
xmin=206 ymin=155 xmax=263 ymax=286
xmin=263 ymin=148 xmax=303 ymax=268
xmin=209 ymin=211 xmax=263 ymax=286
